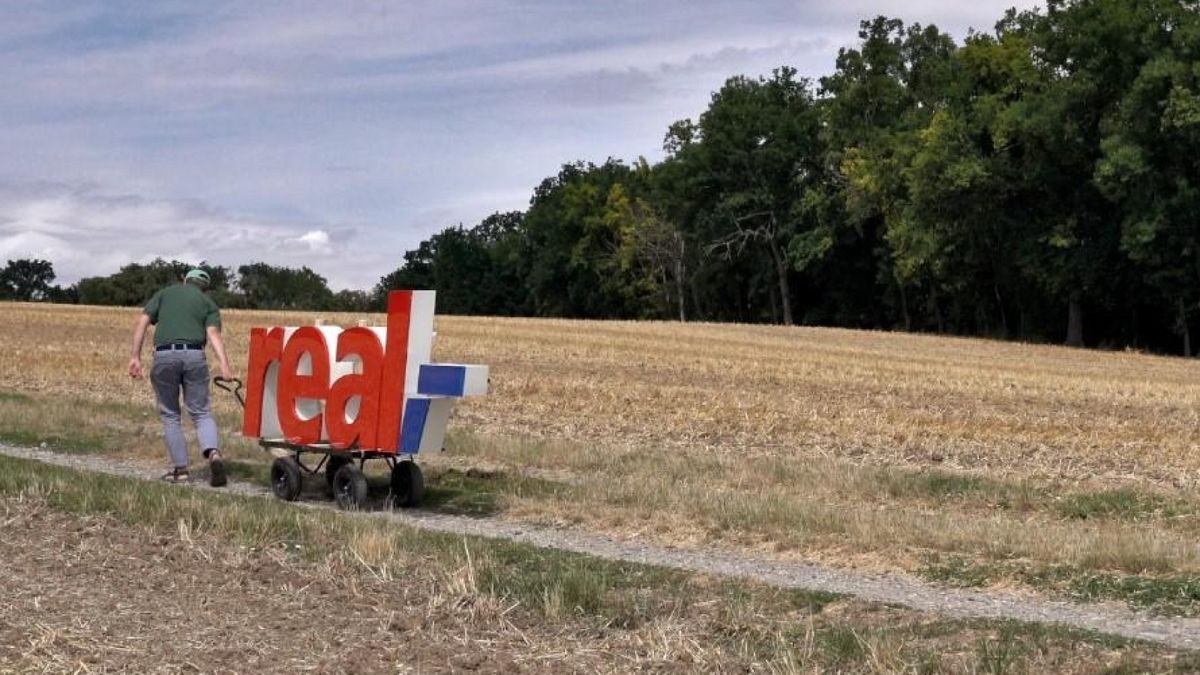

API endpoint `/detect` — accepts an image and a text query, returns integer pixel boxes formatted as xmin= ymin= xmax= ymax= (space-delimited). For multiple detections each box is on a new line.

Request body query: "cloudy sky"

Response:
xmin=0 ymin=1 xmax=1039 ymax=291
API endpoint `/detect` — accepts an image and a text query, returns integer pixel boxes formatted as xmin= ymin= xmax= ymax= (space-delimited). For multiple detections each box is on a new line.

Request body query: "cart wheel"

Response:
xmin=270 ymin=456 xmax=303 ymax=501
xmin=332 ymin=463 xmax=368 ymax=510
xmin=325 ymin=455 xmax=351 ymax=495
xmin=391 ymin=461 xmax=424 ymax=508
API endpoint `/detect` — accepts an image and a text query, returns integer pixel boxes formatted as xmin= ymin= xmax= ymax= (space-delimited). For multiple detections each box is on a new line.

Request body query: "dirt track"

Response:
xmin=2 ymin=444 xmax=1198 ymax=654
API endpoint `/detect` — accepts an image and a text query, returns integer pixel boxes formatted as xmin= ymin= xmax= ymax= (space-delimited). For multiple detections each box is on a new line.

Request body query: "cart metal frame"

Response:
xmin=214 ymin=376 xmax=424 ymax=509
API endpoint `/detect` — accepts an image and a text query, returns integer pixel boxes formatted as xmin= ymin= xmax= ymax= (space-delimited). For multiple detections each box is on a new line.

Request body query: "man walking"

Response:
xmin=128 ymin=268 xmax=234 ymax=486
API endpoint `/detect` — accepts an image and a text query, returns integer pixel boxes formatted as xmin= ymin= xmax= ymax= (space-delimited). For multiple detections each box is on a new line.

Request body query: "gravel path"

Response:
xmin=4 ymin=443 xmax=1199 ymax=651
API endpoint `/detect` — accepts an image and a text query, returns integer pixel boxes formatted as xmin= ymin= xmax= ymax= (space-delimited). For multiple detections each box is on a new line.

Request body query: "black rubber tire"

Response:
xmin=325 ymin=455 xmax=351 ymax=495
xmin=270 ymin=456 xmax=303 ymax=502
xmin=391 ymin=461 xmax=425 ymax=508
xmin=332 ymin=463 xmax=368 ymax=510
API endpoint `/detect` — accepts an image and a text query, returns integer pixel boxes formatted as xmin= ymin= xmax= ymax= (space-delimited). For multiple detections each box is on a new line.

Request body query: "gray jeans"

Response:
xmin=150 ymin=349 xmax=220 ymax=468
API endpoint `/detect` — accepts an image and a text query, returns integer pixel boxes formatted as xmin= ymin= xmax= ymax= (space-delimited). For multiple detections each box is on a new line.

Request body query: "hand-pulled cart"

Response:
xmin=213 ymin=290 xmax=488 ymax=510
xmin=214 ymin=376 xmax=426 ymax=509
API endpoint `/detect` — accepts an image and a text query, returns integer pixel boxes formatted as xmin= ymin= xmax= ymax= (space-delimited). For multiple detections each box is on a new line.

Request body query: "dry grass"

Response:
xmin=7 ymin=302 xmax=1200 ymax=481
xmin=1 ymin=457 xmax=1192 ymax=674
xmin=5 ymin=302 xmax=1200 ymax=591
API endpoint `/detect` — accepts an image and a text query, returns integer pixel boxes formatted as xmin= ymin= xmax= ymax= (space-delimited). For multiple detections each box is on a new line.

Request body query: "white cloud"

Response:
xmin=0 ymin=182 xmax=391 ymax=290
xmin=293 ymin=230 xmax=332 ymax=253
xmin=0 ymin=0 xmax=1044 ymax=294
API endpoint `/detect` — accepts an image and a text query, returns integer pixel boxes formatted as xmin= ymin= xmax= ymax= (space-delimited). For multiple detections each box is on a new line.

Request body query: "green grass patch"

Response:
xmin=871 ymin=465 xmax=1200 ymax=529
xmin=1056 ymin=488 xmax=1192 ymax=522
xmin=423 ymin=467 xmax=568 ymax=517
xmin=784 ymin=587 xmax=842 ymax=612
xmin=0 ymin=428 xmax=114 ymax=455
xmin=1069 ymin=572 xmax=1200 ymax=614
xmin=880 ymin=470 xmax=992 ymax=500
xmin=816 ymin=626 xmax=868 ymax=665
xmin=873 ymin=467 xmax=1043 ymax=511
xmin=0 ymin=389 xmax=32 ymax=403
xmin=920 ymin=554 xmax=1200 ymax=617
xmin=223 ymin=458 xmax=269 ymax=484
xmin=976 ymin=626 xmax=1025 ymax=675
xmin=920 ymin=554 xmax=998 ymax=588
xmin=0 ymin=390 xmax=145 ymax=455
xmin=423 ymin=471 xmax=502 ymax=516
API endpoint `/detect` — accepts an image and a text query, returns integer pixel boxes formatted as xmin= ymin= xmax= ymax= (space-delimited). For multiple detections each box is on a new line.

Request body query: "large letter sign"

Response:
xmin=241 ymin=290 xmax=488 ymax=454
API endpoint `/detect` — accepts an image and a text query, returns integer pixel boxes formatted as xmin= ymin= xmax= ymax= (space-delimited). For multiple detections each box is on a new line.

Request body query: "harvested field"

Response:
xmin=6 ymin=303 xmax=1200 ymax=482
xmin=4 ymin=302 xmax=1200 ymax=609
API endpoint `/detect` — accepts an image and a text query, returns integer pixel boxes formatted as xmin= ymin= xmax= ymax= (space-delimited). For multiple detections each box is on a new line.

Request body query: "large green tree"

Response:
xmin=822 ymin=18 xmax=961 ymax=331
xmin=885 ymin=27 xmax=1042 ymax=337
xmin=375 ymin=211 xmax=528 ymax=315
xmin=611 ymin=175 xmax=689 ymax=321
xmin=0 ymin=259 xmax=56 ymax=301
xmin=237 ymin=263 xmax=333 ymax=310
xmin=1093 ymin=0 xmax=1200 ymax=353
xmin=998 ymin=0 xmax=1166 ymax=346
xmin=78 ymin=260 xmax=233 ymax=306
xmin=666 ymin=67 xmax=824 ymax=325
xmin=521 ymin=160 xmax=649 ymax=318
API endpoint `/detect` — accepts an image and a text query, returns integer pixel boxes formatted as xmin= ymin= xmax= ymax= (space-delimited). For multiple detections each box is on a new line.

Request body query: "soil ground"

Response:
xmin=0 ymin=495 xmax=643 ymax=674
xmin=2 ymin=447 xmax=1200 ymax=675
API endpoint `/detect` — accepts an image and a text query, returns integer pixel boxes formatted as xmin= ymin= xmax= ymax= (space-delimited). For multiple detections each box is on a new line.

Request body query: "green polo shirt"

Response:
xmin=144 ymin=283 xmax=222 ymax=346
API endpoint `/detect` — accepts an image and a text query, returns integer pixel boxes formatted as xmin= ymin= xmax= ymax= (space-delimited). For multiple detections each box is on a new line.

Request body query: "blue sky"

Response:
xmin=0 ymin=0 xmax=1038 ymax=290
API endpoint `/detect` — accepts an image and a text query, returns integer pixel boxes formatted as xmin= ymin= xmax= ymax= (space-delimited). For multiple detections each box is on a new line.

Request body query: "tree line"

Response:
xmin=385 ymin=0 xmax=1200 ymax=354
xmin=0 ymin=258 xmax=375 ymax=312
xmin=9 ymin=0 xmax=1200 ymax=354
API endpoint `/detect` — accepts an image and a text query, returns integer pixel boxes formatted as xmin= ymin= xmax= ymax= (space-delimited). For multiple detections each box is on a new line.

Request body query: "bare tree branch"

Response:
xmin=704 ymin=211 xmax=778 ymax=260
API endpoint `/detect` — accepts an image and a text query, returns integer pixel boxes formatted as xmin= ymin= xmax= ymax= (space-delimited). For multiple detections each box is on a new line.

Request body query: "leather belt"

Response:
xmin=155 ymin=343 xmax=203 ymax=351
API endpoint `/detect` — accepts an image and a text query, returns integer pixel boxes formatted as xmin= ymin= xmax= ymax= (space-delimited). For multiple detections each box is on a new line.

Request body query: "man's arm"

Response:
xmin=129 ymin=313 xmax=152 ymax=379
xmin=207 ymin=326 xmax=235 ymax=380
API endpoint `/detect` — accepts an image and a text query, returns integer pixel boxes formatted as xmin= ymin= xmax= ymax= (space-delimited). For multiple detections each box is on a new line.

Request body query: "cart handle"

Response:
xmin=213 ymin=376 xmax=245 ymax=408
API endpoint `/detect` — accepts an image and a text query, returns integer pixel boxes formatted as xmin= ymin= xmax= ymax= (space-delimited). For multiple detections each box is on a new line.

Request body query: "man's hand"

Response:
xmin=219 ymin=359 xmax=234 ymax=381
xmin=130 ymin=313 xmax=151 ymax=380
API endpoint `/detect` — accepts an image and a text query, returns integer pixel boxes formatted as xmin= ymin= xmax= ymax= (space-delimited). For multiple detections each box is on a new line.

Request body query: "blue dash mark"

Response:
xmin=400 ymin=397 xmax=432 ymax=454
xmin=417 ymin=364 xmax=468 ymax=397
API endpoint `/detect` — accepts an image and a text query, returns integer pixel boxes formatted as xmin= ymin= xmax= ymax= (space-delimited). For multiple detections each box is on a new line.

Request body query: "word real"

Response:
xmin=241 ymin=290 xmax=488 ymax=454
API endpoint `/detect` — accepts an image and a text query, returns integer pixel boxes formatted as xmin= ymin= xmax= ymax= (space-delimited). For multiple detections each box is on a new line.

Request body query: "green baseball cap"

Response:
xmin=184 ymin=268 xmax=211 ymax=286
